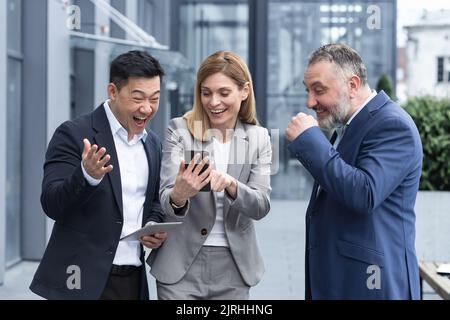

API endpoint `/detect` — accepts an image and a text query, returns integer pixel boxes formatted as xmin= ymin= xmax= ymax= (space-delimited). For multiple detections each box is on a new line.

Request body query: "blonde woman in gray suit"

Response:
xmin=146 ymin=51 xmax=272 ymax=300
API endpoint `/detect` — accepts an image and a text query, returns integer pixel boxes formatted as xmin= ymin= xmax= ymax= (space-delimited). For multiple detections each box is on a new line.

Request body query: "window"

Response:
xmin=179 ymin=2 xmax=249 ymax=68
xmin=174 ymin=1 xmax=249 ymax=116
xmin=448 ymin=58 xmax=450 ymax=83
xmin=110 ymin=0 xmax=126 ymax=39
xmin=437 ymin=56 xmax=450 ymax=83
xmin=437 ymin=57 xmax=444 ymax=83
xmin=138 ymin=0 xmax=155 ymax=35
xmin=7 ymin=0 xmax=21 ymax=52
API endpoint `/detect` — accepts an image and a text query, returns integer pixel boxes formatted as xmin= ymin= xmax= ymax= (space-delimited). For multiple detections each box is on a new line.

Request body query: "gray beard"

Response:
xmin=318 ymin=97 xmax=350 ymax=131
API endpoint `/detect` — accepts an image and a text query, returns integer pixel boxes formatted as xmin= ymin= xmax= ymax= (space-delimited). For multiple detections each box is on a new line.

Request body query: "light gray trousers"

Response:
xmin=157 ymin=246 xmax=250 ymax=300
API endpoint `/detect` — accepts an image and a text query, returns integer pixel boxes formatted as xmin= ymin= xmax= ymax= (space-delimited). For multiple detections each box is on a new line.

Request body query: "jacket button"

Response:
xmin=116 ymin=221 xmax=122 ymax=225
xmin=201 ymin=228 xmax=208 ymax=236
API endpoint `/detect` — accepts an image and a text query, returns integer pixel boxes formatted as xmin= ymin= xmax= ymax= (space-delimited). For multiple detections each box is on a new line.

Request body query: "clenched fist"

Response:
xmin=285 ymin=112 xmax=318 ymax=141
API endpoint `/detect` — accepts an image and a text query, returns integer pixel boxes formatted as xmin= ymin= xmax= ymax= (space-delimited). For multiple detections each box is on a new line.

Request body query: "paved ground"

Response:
xmin=0 ymin=199 xmax=442 ymax=300
xmin=0 ymin=260 xmax=43 ymax=299
xmin=0 ymin=200 xmax=306 ymax=300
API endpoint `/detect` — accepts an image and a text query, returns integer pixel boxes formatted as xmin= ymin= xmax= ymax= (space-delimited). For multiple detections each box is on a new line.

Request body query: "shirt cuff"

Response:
xmin=81 ymin=161 xmax=102 ymax=186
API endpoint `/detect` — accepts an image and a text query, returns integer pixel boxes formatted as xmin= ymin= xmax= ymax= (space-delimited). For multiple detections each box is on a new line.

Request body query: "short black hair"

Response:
xmin=109 ymin=50 xmax=165 ymax=90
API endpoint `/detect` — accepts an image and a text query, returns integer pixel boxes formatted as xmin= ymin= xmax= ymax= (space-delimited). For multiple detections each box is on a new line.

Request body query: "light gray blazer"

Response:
xmin=147 ymin=117 xmax=272 ymax=286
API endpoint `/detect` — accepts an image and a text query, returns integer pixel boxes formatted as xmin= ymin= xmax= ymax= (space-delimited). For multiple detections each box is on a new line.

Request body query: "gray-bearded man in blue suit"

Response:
xmin=286 ymin=44 xmax=423 ymax=300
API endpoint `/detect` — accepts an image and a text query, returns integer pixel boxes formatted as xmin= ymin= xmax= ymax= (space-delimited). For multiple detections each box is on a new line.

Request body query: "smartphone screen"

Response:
xmin=184 ymin=150 xmax=211 ymax=192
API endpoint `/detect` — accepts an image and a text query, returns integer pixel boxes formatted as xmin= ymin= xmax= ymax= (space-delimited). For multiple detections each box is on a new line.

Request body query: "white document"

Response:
xmin=436 ymin=263 xmax=450 ymax=275
xmin=120 ymin=221 xmax=182 ymax=241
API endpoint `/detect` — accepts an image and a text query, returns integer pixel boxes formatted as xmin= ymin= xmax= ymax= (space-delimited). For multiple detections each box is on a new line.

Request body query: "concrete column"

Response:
xmin=0 ymin=0 xmax=7 ymax=285
xmin=47 ymin=0 xmax=71 ymax=149
xmin=95 ymin=0 xmax=111 ymax=107
xmin=21 ymin=0 xmax=48 ymax=260
xmin=45 ymin=0 xmax=72 ymax=241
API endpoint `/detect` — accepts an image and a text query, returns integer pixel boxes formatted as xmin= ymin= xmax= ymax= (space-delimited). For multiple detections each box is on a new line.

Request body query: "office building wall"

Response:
xmin=21 ymin=0 xmax=49 ymax=260
xmin=0 ymin=0 xmax=8 ymax=285
xmin=46 ymin=0 xmax=72 ymax=241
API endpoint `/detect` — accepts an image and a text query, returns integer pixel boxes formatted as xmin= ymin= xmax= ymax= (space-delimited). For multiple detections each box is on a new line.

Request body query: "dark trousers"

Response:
xmin=100 ymin=265 xmax=142 ymax=300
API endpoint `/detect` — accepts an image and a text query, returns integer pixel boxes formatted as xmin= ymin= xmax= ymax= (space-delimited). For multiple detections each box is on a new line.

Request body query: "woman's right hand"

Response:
xmin=169 ymin=153 xmax=212 ymax=206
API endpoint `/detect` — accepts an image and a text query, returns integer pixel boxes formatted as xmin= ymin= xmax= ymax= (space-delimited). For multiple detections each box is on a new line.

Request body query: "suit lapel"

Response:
xmin=223 ymin=121 xmax=248 ymax=218
xmin=309 ymin=131 xmax=336 ymax=205
xmin=142 ymin=137 xmax=155 ymax=226
xmin=92 ymin=105 xmax=123 ymax=217
xmin=336 ymin=106 xmax=371 ymax=155
xmin=337 ymin=91 xmax=390 ymax=155
xmin=227 ymin=120 xmax=248 ymax=181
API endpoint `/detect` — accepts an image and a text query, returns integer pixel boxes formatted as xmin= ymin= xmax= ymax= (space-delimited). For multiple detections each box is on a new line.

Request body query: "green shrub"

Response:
xmin=376 ymin=74 xmax=395 ymax=100
xmin=403 ymin=96 xmax=450 ymax=190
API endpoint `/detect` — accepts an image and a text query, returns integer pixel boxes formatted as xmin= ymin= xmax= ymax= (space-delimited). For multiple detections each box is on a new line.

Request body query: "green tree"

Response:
xmin=403 ymin=96 xmax=450 ymax=190
xmin=376 ymin=74 xmax=394 ymax=100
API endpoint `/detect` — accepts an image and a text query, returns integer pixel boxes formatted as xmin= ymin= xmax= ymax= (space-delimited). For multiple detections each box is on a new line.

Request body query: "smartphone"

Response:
xmin=184 ymin=150 xmax=211 ymax=192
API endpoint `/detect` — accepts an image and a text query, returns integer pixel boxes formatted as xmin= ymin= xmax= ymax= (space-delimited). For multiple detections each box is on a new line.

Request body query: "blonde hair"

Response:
xmin=184 ymin=51 xmax=258 ymax=141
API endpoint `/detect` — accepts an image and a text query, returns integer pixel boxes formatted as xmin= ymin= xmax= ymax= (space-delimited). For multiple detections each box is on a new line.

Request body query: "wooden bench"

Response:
xmin=419 ymin=261 xmax=450 ymax=300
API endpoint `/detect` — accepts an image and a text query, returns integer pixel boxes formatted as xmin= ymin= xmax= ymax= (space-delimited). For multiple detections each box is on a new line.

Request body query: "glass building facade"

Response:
xmin=171 ymin=0 xmax=397 ymax=199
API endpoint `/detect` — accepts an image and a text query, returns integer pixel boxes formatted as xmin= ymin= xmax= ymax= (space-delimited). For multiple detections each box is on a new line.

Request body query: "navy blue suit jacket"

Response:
xmin=288 ymin=91 xmax=423 ymax=299
xmin=30 ymin=105 xmax=164 ymax=299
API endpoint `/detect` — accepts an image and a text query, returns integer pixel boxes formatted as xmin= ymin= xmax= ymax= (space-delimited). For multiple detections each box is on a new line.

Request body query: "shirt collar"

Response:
xmin=103 ymin=100 xmax=148 ymax=145
xmin=346 ymin=89 xmax=377 ymax=126
xmin=334 ymin=90 xmax=377 ymax=141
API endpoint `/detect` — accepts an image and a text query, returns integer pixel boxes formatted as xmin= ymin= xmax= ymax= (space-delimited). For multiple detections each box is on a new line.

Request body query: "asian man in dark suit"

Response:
xmin=286 ymin=44 xmax=423 ymax=299
xmin=30 ymin=50 xmax=167 ymax=300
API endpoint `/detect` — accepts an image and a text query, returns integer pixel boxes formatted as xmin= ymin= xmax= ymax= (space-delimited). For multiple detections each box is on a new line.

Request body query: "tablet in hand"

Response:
xmin=120 ymin=221 xmax=182 ymax=242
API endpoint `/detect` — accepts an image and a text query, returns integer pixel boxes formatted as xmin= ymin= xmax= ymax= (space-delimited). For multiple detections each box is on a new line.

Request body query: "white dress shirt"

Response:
xmin=81 ymin=101 xmax=148 ymax=266
xmin=203 ymin=138 xmax=231 ymax=247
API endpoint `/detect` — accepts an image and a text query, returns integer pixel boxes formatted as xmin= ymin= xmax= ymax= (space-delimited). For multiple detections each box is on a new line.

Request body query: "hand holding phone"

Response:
xmin=170 ymin=151 xmax=212 ymax=206
xmin=184 ymin=151 xmax=211 ymax=192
